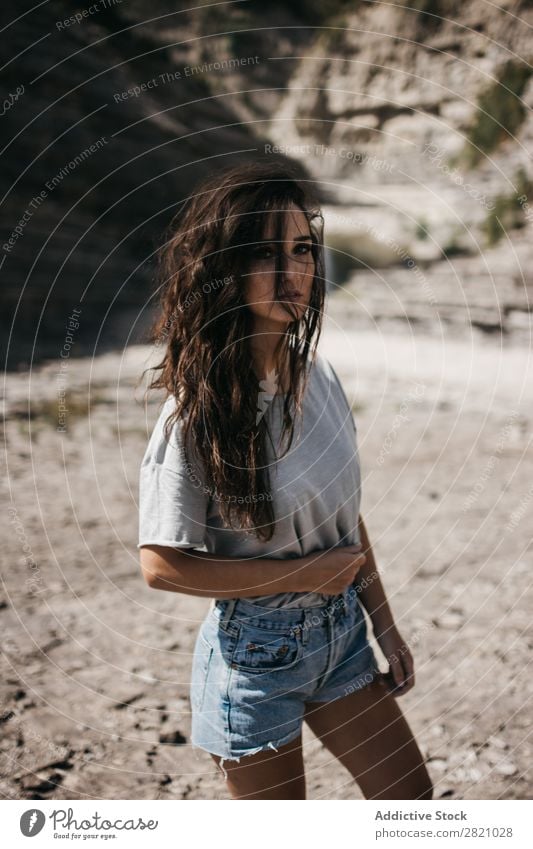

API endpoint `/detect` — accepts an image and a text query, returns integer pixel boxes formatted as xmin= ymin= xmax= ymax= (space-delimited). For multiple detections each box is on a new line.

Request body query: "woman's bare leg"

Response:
xmin=304 ymin=677 xmax=433 ymax=800
xmin=211 ymin=733 xmax=305 ymax=800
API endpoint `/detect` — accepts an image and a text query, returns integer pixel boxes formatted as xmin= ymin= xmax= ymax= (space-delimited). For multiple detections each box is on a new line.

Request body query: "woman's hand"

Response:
xmin=298 ymin=543 xmax=366 ymax=595
xmin=373 ymin=623 xmax=415 ymax=697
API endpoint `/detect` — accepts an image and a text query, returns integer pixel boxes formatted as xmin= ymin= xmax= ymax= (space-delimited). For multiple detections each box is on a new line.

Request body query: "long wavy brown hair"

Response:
xmin=143 ymin=159 xmax=326 ymax=542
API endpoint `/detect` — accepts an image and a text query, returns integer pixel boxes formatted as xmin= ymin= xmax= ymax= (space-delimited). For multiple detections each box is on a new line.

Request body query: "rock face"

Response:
xmin=270 ymin=1 xmax=533 ymax=237
xmin=1 ymin=0 xmax=532 ymax=366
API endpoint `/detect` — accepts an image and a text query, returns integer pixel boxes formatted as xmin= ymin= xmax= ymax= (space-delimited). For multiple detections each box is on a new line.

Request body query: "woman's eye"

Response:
xmin=252 ymin=245 xmax=311 ymax=258
xmin=251 ymin=246 xmax=274 ymax=260
xmin=250 ymin=243 xmax=313 ymax=261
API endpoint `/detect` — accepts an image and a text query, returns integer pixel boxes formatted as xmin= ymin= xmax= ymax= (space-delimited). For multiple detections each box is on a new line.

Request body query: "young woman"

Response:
xmin=137 ymin=160 xmax=433 ymax=801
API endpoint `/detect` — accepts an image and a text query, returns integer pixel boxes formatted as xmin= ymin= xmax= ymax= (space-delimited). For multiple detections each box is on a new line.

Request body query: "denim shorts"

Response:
xmin=190 ymin=589 xmax=381 ymax=769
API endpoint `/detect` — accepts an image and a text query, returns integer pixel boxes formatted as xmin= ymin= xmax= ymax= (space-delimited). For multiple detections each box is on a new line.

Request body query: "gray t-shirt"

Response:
xmin=137 ymin=352 xmax=362 ymax=608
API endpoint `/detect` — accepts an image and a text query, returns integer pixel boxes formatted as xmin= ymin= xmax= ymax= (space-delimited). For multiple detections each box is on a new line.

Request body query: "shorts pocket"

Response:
xmin=190 ymin=630 xmax=213 ymax=711
xmin=229 ymin=623 xmax=303 ymax=673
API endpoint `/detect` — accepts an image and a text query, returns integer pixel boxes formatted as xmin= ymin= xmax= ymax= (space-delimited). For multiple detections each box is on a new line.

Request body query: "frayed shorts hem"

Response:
xmin=191 ymin=725 xmax=303 ymax=779
xmin=191 ymin=723 xmax=302 ymax=762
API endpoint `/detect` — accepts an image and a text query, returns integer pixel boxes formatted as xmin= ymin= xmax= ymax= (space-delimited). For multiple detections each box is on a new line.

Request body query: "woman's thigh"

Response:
xmin=211 ymin=733 xmax=305 ymax=800
xmin=304 ymin=677 xmax=433 ymax=800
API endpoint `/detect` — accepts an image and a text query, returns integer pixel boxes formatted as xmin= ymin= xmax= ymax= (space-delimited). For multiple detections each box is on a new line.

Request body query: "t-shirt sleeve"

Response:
xmin=137 ymin=399 xmax=210 ymax=550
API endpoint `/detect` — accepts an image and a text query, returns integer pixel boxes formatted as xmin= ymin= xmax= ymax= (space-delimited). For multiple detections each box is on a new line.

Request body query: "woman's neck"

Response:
xmin=253 ymin=357 xmax=290 ymax=395
xmin=249 ymin=324 xmax=290 ymax=394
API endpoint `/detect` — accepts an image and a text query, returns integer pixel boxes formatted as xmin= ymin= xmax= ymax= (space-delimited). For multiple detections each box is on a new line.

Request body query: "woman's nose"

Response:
xmin=280 ymin=269 xmax=302 ymax=291
xmin=279 ymin=253 xmax=303 ymax=277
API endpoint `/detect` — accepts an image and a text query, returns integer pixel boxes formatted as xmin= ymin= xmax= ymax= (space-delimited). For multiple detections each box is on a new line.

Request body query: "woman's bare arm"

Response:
xmin=140 ymin=545 xmax=303 ymax=598
xmin=355 ymin=514 xmax=395 ymax=632
xmin=139 ymin=542 xmax=365 ymax=599
xmin=356 ymin=515 xmax=417 ymax=695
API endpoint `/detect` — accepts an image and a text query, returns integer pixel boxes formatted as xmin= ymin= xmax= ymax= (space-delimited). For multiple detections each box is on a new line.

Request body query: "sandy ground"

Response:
xmin=1 ymin=287 xmax=532 ymax=800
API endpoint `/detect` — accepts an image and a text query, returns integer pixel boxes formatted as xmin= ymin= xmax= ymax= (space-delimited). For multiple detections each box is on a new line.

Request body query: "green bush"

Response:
xmin=461 ymin=60 xmax=532 ymax=168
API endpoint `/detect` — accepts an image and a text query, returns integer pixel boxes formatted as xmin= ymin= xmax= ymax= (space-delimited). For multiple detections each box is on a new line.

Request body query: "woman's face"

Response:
xmin=242 ymin=203 xmax=315 ymax=326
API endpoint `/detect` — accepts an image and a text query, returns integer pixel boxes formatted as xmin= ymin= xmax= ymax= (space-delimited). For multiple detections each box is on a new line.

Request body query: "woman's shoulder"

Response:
xmin=150 ymin=393 xmax=180 ymax=435
xmin=141 ymin=394 xmax=190 ymax=466
xmin=310 ymin=352 xmax=356 ymax=426
xmin=310 ymin=351 xmax=344 ymax=391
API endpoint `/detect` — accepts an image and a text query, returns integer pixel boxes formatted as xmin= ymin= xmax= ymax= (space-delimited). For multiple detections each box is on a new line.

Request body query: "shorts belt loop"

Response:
xmin=300 ymin=612 xmax=310 ymax=645
xmin=220 ymin=598 xmax=237 ymax=631
xmin=340 ymin=592 xmax=348 ymax=618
